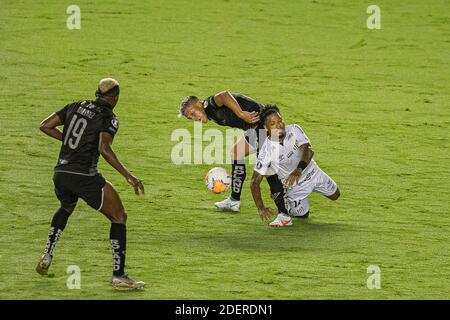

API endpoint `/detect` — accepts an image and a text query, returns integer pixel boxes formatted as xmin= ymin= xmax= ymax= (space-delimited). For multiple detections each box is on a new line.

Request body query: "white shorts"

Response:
xmin=287 ymin=197 xmax=310 ymax=217
xmin=285 ymin=163 xmax=337 ymax=216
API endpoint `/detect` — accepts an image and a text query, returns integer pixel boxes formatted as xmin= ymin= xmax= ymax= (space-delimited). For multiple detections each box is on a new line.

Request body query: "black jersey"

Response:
xmin=204 ymin=93 xmax=263 ymax=131
xmin=54 ymin=99 xmax=119 ymax=176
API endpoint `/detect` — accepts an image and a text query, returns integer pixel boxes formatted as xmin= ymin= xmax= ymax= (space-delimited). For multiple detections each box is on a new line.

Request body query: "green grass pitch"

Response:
xmin=0 ymin=0 xmax=449 ymax=299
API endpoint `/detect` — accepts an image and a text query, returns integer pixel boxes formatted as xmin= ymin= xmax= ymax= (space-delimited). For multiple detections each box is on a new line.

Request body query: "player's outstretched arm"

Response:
xmin=250 ymin=170 xmax=275 ymax=221
xmin=214 ymin=90 xmax=259 ymax=124
xmin=39 ymin=113 xmax=63 ymax=141
xmin=285 ymin=143 xmax=314 ymax=187
xmin=99 ymin=132 xmax=144 ymax=195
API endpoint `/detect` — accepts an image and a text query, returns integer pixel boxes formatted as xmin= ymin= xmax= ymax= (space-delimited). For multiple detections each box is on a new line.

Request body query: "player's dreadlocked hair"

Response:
xmin=178 ymin=96 xmax=200 ymax=118
xmin=260 ymin=104 xmax=281 ymax=125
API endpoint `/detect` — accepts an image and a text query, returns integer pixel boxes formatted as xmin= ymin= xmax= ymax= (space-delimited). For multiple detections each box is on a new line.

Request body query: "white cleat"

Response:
xmin=269 ymin=213 xmax=293 ymax=227
xmin=214 ymin=197 xmax=240 ymax=212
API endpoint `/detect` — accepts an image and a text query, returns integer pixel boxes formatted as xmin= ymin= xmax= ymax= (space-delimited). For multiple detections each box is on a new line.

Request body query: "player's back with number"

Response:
xmin=55 ymin=100 xmax=118 ymax=176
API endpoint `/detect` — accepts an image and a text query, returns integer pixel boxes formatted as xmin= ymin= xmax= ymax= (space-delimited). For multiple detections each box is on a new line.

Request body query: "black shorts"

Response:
xmin=53 ymin=172 xmax=106 ymax=210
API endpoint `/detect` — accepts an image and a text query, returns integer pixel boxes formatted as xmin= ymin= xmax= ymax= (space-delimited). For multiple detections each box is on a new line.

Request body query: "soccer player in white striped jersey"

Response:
xmin=250 ymin=106 xmax=340 ymax=227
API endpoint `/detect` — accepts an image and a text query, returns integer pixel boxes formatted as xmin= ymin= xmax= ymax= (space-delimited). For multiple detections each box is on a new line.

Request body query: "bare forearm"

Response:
xmin=224 ymin=98 xmax=243 ymax=117
xmin=40 ymin=127 xmax=63 ymax=141
xmin=217 ymin=91 xmax=243 ymax=117
xmin=299 ymin=144 xmax=314 ymax=167
xmin=304 ymin=147 xmax=313 ymax=163
xmin=101 ymin=148 xmax=131 ymax=179
xmin=40 ymin=113 xmax=64 ymax=141
xmin=250 ymin=177 xmax=265 ymax=210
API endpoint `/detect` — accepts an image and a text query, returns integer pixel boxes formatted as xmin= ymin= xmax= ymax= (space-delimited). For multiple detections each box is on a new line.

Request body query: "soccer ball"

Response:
xmin=205 ymin=167 xmax=231 ymax=194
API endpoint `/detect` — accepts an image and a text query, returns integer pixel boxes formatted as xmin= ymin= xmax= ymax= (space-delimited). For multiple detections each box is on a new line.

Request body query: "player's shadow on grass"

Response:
xmin=192 ymin=220 xmax=351 ymax=252
xmin=110 ymin=288 xmax=147 ymax=294
xmin=32 ymin=274 xmax=147 ymax=296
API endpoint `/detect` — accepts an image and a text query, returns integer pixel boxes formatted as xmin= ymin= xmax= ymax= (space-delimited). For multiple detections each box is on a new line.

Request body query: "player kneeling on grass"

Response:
xmin=250 ymin=106 xmax=340 ymax=227
xmin=36 ymin=78 xmax=145 ymax=289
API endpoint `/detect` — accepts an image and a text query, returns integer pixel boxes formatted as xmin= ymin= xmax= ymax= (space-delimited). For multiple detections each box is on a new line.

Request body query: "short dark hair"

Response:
xmin=260 ymin=104 xmax=281 ymax=125
xmin=178 ymin=96 xmax=199 ymax=117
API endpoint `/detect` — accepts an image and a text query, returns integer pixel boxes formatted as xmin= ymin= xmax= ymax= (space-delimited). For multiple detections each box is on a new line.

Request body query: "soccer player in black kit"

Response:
xmin=36 ymin=78 xmax=145 ymax=289
xmin=178 ymin=91 xmax=288 ymax=216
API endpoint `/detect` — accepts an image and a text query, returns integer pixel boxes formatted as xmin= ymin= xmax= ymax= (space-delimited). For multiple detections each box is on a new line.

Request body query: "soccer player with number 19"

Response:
xmin=36 ymin=78 xmax=145 ymax=289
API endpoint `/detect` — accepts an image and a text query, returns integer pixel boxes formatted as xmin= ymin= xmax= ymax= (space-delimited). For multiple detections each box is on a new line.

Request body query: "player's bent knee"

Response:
xmin=231 ymin=141 xmax=247 ymax=161
xmin=121 ymin=211 xmax=128 ymax=224
xmin=61 ymin=202 xmax=76 ymax=214
xmin=111 ymin=210 xmax=127 ymax=224
xmin=230 ymin=147 xmax=239 ymax=161
xmin=230 ymin=150 xmax=236 ymax=161
xmin=329 ymin=188 xmax=340 ymax=201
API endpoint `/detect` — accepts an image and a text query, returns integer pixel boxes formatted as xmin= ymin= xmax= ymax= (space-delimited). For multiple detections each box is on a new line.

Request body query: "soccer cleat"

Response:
xmin=269 ymin=213 xmax=293 ymax=227
xmin=214 ymin=197 xmax=240 ymax=212
xmin=36 ymin=253 xmax=52 ymax=275
xmin=111 ymin=274 xmax=145 ymax=289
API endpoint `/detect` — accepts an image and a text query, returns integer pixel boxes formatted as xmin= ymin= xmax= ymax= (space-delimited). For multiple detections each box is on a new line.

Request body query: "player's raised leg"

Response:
xmin=99 ymin=181 xmax=145 ymax=289
xmin=327 ymin=187 xmax=340 ymax=201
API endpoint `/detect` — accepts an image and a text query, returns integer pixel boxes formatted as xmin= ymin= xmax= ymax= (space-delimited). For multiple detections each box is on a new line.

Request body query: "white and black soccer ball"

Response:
xmin=205 ymin=167 xmax=231 ymax=194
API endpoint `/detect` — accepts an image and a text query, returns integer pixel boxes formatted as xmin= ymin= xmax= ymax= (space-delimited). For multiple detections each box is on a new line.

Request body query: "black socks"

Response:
xmin=231 ymin=160 xmax=246 ymax=201
xmin=231 ymin=160 xmax=287 ymax=215
xmin=43 ymin=209 xmax=128 ymax=277
xmin=266 ymin=175 xmax=288 ymax=215
xmin=44 ymin=208 xmax=71 ymax=256
xmin=110 ymin=223 xmax=126 ymax=277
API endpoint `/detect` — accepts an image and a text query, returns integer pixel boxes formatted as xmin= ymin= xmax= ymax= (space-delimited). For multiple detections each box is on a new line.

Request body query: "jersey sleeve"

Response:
xmin=292 ymin=124 xmax=310 ymax=146
xmin=254 ymin=143 xmax=273 ymax=176
xmin=206 ymin=95 xmax=219 ymax=108
xmin=101 ymin=112 xmax=119 ymax=137
xmin=55 ymin=103 xmax=74 ymax=123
